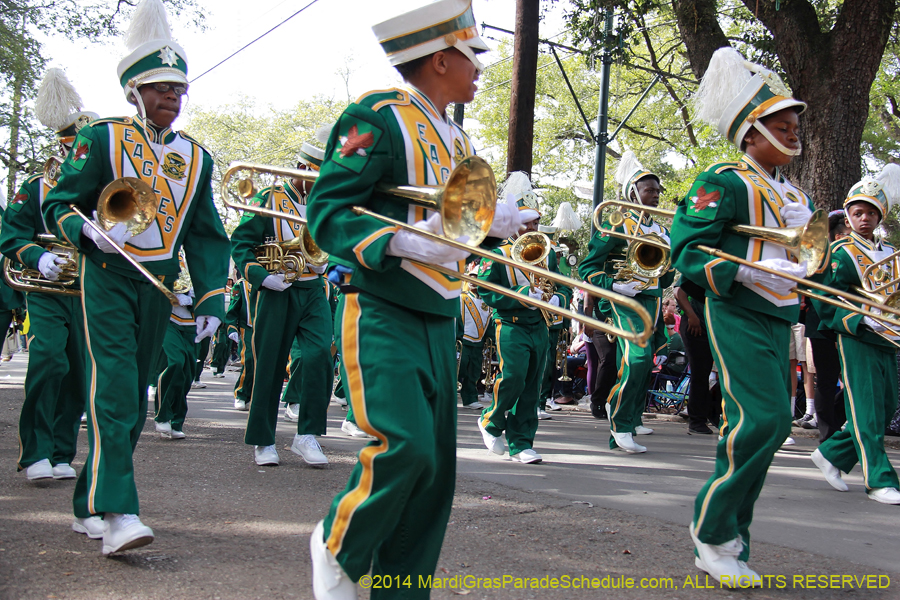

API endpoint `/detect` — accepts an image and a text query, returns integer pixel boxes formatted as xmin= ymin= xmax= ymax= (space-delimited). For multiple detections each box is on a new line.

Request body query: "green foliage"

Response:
xmin=183 ymin=95 xmax=347 ymax=233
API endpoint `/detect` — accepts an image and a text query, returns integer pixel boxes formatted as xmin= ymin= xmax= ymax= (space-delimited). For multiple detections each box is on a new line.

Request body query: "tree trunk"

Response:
xmin=671 ymin=0 xmax=730 ymax=80
xmin=506 ymin=0 xmax=540 ymax=177
xmin=6 ymin=70 xmax=23 ymax=202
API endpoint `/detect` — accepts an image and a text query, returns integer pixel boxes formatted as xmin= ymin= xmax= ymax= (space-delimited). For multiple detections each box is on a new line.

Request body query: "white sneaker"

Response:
xmin=212 ymin=372 xmax=225 ymax=378
xmin=292 ymin=434 xmax=328 ymax=466
xmin=611 ymin=431 xmax=647 ymax=454
xmin=511 ymin=448 xmax=542 ymax=463
xmin=191 ymin=381 xmax=206 ymax=389
xmin=254 ymin=445 xmax=280 ymax=466
xmin=811 ymin=448 xmax=848 ymax=492
xmin=331 ymin=395 xmax=348 ymax=407
xmin=80 ymin=412 xmax=87 ymax=424
xmin=170 ymin=430 xmax=186 ymax=440
xmin=25 ymin=459 xmax=53 ymax=480
xmin=634 ymin=425 xmax=654 ymax=435
xmin=341 ymin=420 xmax=371 ymax=438
xmin=537 ymin=409 xmax=551 ymax=420
xmin=310 ymin=520 xmax=357 ymax=600
xmin=461 ymin=401 xmax=483 ymax=410
xmin=782 ymin=436 xmax=795 ymax=446
xmin=52 ymin=463 xmax=76 ymax=479
xmin=689 ymin=524 xmax=748 ymax=588
xmin=101 ymin=513 xmax=154 ymax=555
xmin=155 ymin=421 xmax=172 ymax=439
xmin=147 ymin=386 xmax=157 ymax=402
xmin=477 ymin=418 xmax=505 ymax=455
xmin=72 ymin=515 xmax=105 ymax=539
xmin=284 ymin=403 xmax=300 ymax=422
xmin=868 ymin=487 xmax=900 ymax=504
xmin=234 ymin=399 xmax=248 ymax=411
xmin=546 ymin=399 xmax=562 ymax=411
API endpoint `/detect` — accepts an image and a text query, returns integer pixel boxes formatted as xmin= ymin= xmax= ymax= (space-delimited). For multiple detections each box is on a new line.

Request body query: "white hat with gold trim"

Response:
xmin=844 ymin=163 xmax=900 ymax=219
xmin=693 ymin=47 xmax=806 ymax=156
xmin=372 ymin=0 xmax=489 ymax=71
xmin=116 ymin=0 xmax=188 ymax=102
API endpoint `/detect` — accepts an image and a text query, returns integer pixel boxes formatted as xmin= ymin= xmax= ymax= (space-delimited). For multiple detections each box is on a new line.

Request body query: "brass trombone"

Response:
xmin=221 ymin=160 xmax=654 ymax=346
xmin=861 ymin=249 xmax=900 ymax=295
xmin=556 ymin=330 xmax=572 ymax=383
xmin=2 ymin=234 xmax=80 ymax=297
xmin=480 ymin=338 xmax=496 ymax=387
xmin=510 ymin=231 xmax=554 ymax=327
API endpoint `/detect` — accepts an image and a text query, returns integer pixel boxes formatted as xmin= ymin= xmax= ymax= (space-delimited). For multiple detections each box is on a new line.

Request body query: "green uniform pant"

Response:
xmin=73 ymin=258 xmax=170 ymax=517
xmin=281 ymin=338 xmax=303 ymax=406
xmin=154 ymin=321 xmax=195 ymax=431
xmin=607 ymin=296 xmax=660 ymax=448
xmin=211 ymin=327 xmax=229 ymax=374
xmin=322 ymin=292 xmax=456 ymax=596
xmin=245 ymin=285 xmax=331 ymax=444
xmin=193 ymin=337 xmax=210 ymax=382
xmin=332 ymin=296 xmax=352 ymax=423
xmin=17 ymin=292 xmax=85 ymax=469
xmin=458 ymin=342 xmax=483 ymax=406
xmin=819 ymin=335 xmax=899 ymax=490
xmin=234 ymin=327 xmax=254 ymax=402
xmin=692 ymin=298 xmax=791 ymax=561
xmin=480 ymin=317 xmax=548 ymax=456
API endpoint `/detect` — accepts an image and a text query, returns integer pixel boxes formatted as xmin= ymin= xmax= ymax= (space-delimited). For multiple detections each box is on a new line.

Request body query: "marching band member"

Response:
xmin=810 ymin=165 xmax=900 ymax=505
xmin=457 ymin=278 xmax=493 ymax=411
xmin=671 ymin=47 xmax=814 ymax=585
xmin=230 ymin=142 xmax=332 ymax=468
xmin=42 ymin=0 xmax=229 ymax=554
xmin=579 ymin=151 xmax=673 ymax=453
xmin=477 ymin=174 xmax=571 ymax=464
xmin=0 ymin=69 xmax=96 ymax=484
xmin=307 ymin=1 xmax=523 ymax=596
xmin=225 ymin=275 xmax=255 ymax=411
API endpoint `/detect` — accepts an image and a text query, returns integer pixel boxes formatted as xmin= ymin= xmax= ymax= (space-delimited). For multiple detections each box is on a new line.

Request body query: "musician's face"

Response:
xmin=634 ymin=177 xmax=660 ymax=207
xmin=522 ymin=218 xmax=540 ymax=233
xmin=441 ymin=47 xmax=480 ymax=103
xmin=137 ymin=82 xmax=182 ymax=128
xmin=743 ymin=108 xmax=800 ymax=168
xmin=294 ymin=163 xmax=314 ymax=195
xmin=845 ymin=202 xmax=881 ymax=240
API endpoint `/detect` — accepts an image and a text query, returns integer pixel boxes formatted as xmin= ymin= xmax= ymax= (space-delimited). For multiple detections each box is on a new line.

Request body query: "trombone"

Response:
xmin=510 ymin=231 xmax=554 ymax=327
xmin=861 ymin=249 xmax=900 ymax=295
xmin=221 ymin=160 xmax=654 ymax=346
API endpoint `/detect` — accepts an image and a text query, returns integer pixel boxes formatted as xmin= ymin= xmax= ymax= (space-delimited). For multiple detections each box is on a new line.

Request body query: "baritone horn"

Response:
xmin=2 ymin=234 xmax=80 ymax=297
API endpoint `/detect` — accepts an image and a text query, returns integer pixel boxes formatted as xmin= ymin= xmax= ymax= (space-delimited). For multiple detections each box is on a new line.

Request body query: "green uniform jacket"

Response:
xmin=578 ymin=208 xmax=675 ymax=310
xmin=812 ymin=231 xmax=897 ymax=350
xmin=225 ymin=278 xmax=255 ymax=336
xmin=670 ymin=156 xmax=819 ymax=322
xmin=476 ymin=240 xmax=572 ymax=325
xmin=0 ymin=205 xmax=25 ymax=310
xmin=41 ymin=115 xmax=230 ymax=320
xmin=0 ymin=175 xmax=68 ymax=274
xmin=308 ymin=86 xmax=500 ymax=319
xmin=231 ymin=181 xmax=323 ymax=292
xmin=456 ymin=291 xmax=495 ymax=346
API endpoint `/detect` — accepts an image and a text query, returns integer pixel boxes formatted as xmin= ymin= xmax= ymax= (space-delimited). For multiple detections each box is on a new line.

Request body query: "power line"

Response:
xmin=190 ymin=0 xmax=321 ymax=83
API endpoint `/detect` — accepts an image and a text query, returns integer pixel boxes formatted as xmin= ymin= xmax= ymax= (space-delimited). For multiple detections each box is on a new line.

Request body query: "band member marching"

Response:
xmin=307 ymin=2 xmax=523 ymax=596
xmin=230 ymin=141 xmax=332 ymax=468
xmin=579 ymin=151 xmax=673 ymax=453
xmin=225 ymin=275 xmax=255 ymax=411
xmin=810 ymin=165 xmax=900 ymax=505
xmin=671 ymin=47 xmax=816 ymax=585
xmin=457 ymin=278 xmax=493 ymax=411
xmin=42 ymin=0 xmax=230 ymax=554
xmin=0 ymin=68 xmax=97 ymax=484
xmin=477 ymin=173 xmax=571 ymax=465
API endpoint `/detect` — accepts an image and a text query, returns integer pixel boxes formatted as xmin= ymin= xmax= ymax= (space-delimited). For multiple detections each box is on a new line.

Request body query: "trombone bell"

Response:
xmin=97 ymin=177 xmax=158 ymax=235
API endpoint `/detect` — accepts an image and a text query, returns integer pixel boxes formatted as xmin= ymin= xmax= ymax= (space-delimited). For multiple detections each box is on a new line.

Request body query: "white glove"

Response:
xmin=780 ymin=202 xmax=812 ymax=228
xmin=309 ymin=263 xmax=328 ymax=274
xmin=488 ymin=202 xmax=526 ymax=239
xmin=82 ymin=211 xmax=133 ymax=253
xmin=527 ymin=287 xmax=543 ymax=300
xmin=175 ymin=293 xmax=192 ymax=307
xmin=386 ymin=213 xmax=470 ymax=264
xmin=195 ymin=315 xmax=221 ymax=343
xmin=229 ymin=331 xmax=240 ymax=344
xmin=612 ymin=281 xmax=642 ymax=297
xmin=734 ymin=258 xmax=806 ymax=296
xmin=262 ymin=273 xmax=292 ymax=291
xmin=548 ymin=295 xmax=561 ymax=308
xmin=37 ymin=253 xmax=66 ymax=281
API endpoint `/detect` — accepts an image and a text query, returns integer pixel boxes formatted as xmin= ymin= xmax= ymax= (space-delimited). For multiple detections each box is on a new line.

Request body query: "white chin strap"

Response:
xmin=753 ymin=121 xmax=802 ymax=157
xmin=450 ymin=39 xmax=484 ymax=74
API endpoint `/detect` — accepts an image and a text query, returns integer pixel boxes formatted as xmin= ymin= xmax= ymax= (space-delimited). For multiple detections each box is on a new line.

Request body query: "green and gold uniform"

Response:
xmin=477 ymin=241 xmax=571 ymax=455
xmin=0 ymin=175 xmax=85 ymax=471
xmin=309 ymin=85 xmax=490 ymax=588
xmin=539 ymin=309 xmax=568 ymax=408
xmin=225 ymin=278 xmax=255 ymax=403
xmin=154 ymin=299 xmax=196 ymax=432
xmin=579 ymin=208 xmax=673 ymax=446
xmin=42 ymin=114 xmax=230 ymax=518
xmin=456 ymin=289 xmax=493 ymax=407
xmin=231 ymin=181 xmax=332 ymax=445
xmin=813 ymin=232 xmax=899 ymax=490
xmin=671 ymin=155 xmax=817 ymax=560
xmin=210 ymin=317 xmax=229 ymax=376
xmin=282 ymin=281 xmax=339 ymax=409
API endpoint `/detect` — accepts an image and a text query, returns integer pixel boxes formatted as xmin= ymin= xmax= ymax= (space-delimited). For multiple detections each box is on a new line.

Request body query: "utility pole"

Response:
xmin=506 ymin=0 xmax=540 ymax=177
xmin=590 ymin=10 xmax=614 ymax=233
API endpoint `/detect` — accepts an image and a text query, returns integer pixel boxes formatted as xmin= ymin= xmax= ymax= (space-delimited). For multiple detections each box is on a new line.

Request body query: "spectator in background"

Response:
xmin=673 ymin=276 xmax=718 ymax=434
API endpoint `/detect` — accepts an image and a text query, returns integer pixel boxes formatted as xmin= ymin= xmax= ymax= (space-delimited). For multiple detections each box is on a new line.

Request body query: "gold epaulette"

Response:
xmin=26 ymin=173 xmax=42 ymax=184
xmin=356 ymin=88 xmax=411 ymax=112
xmin=86 ymin=116 xmax=133 ymax=127
xmin=711 ymin=161 xmax=750 ymax=175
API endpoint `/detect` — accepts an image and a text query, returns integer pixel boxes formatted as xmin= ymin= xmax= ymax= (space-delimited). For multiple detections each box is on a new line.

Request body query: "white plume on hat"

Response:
xmin=551 ymin=202 xmax=581 ymax=232
xmin=614 ymin=150 xmax=644 ymax=187
xmin=692 ymin=47 xmax=752 ymax=127
xmin=315 ymin=123 xmax=334 ymax=146
xmin=125 ymin=0 xmax=173 ymax=51
xmin=35 ymin=68 xmax=84 ymax=132
xmin=876 ymin=163 xmax=900 ymax=210
xmin=500 ymin=171 xmax=540 ymax=222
